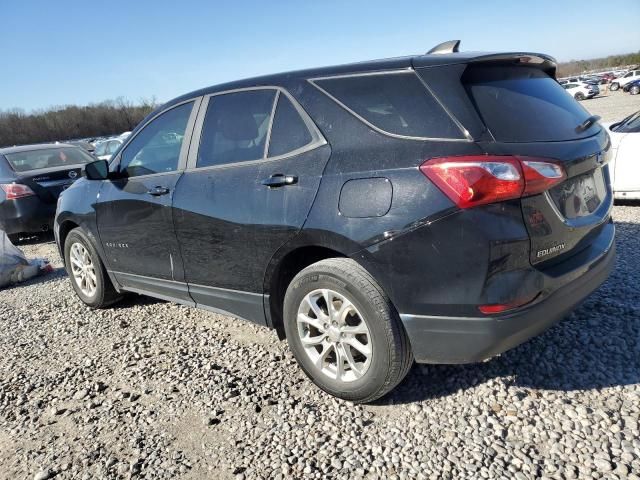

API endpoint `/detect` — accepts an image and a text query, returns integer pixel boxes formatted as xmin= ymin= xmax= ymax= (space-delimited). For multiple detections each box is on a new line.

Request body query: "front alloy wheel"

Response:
xmin=69 ymin=242 xmax=97 ymax=297
xmin=297 ymin=289 xmax=372 ymax=382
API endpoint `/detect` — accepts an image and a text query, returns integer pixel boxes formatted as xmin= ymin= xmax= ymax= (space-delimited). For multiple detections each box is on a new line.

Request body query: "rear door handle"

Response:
xmin=147 ymin=186 xmax=170 ymax=196
xmin=261 ymin=174 xmax=298 ymax=188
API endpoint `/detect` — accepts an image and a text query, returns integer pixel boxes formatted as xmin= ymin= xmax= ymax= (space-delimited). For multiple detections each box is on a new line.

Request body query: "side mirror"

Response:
xmin=84 ymin=160 xmax=109 ymax=180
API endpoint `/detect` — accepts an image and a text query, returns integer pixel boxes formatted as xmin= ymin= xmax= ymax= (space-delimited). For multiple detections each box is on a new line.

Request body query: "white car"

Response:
xmin=610 ymin=70 xmax=640 ymax=91
xmin=93 ymin=138 xmax=123 ymax=161
xmin=562 ymin=82 xmax=598 ymax=101
xmin=604 ymin=111 xmax=640 ymax=200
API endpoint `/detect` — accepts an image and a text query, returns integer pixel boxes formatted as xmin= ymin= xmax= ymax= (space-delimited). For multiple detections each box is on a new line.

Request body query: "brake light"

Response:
xmin=0 ymin=183 xmax=36 ymax=200
xmin=420 ymin=155 xmax=566 ymax=209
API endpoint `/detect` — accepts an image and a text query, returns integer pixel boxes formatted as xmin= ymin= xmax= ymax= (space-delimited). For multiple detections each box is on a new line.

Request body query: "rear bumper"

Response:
xmin=400 ymin=222 xmax=615 ymax=364
xmin=0 ymin=197 xmax=55 ymax=235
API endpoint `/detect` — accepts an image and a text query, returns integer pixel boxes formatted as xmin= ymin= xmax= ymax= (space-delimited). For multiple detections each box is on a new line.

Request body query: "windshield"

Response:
xmin=4 ymin=146 xmax=94 ymax=172
xmin=463 ymin=66 xmax=599 ymax=142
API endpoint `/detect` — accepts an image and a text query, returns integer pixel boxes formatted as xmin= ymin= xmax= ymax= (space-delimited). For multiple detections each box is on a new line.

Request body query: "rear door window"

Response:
xmin=463 ymin=66 xmax=598 ymax=142
xmin=312 ymin=72 xmax=465 ymax=139
xmin=267 ymin=94 xmax=314 ymax=157
xmin=197 ymin=89 xmax=276 ymax=168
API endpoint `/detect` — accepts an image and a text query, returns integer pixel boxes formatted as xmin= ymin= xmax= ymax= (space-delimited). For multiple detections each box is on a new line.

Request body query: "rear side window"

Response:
xmin=463 ymin=66 xmax=597 ymax=142
xmin=268 ymin=94 xmax=313 ymax=157
xmin=197 ymin=89 xmax=276 ymax=168
xmin=313 ymin=72 xmax=464 ymax=139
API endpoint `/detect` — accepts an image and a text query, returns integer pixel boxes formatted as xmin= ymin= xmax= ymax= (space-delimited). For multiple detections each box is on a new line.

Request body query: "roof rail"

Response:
xmin=427 ymin=40 xmax=461 ymax=55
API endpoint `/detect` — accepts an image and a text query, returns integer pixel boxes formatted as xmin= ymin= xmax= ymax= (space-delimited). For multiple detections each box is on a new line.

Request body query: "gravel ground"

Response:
xmin=582 ymin=88 xmax=640 ymax=123
xmin=0 ymin=93 xmax=639 ymax=480
xmin=1 ymin=205 xmax=638 ymax=480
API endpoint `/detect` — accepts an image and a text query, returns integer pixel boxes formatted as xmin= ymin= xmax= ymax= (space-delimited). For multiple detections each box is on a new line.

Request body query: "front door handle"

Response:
xmin=261 ymin=174 xmax=298 ymax=188
xmin=148 ymin=186 xmax=170 ymax=196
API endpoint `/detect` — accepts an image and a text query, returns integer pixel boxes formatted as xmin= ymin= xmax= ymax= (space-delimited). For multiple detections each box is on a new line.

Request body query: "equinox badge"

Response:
xmin=537 ymin=243 xmax=566 ymax=258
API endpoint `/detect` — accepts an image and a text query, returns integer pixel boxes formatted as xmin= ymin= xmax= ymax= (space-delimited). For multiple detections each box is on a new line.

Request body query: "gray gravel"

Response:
xmin=0 ymin=205 xmax=638 ymax=480
xmin=582 ymin=88 xmax=640 ymax=123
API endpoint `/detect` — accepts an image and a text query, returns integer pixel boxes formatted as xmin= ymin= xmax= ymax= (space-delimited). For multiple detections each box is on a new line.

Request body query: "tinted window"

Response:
xmin=120 ymin=102 xmax=193 ymax=177
xmin=314 ymin=72 xmax=463 ymax=139
xmin=464 ymin=66 xmax=597 ymax=142
xmin=4 ymin=146 xmax=93 ymax=172
xmin=197 ymin=90 xmax=276 ymax=168
xmin=268 ymin=94 xmax=314 ymax=157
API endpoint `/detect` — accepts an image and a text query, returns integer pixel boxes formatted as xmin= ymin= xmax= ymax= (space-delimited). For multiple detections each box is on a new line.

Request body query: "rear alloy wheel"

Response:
xmin=64 ymin=228 xmax=121 ymax=308
xmin=574 ymin=92 xmax=585 ymax=101
xmin=631 ymin=85 xmax=640 ymax=95
xmin=610 ymin=82 xmax=620 ymax=91
xmin=284 ymin=258 xmax=413 ymax=403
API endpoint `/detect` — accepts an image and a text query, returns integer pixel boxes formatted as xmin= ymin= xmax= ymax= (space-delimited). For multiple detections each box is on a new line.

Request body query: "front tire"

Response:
xmin=610 ymin=82 xmax=620 ymax=91
xmin=283 ymin=258 xmax=413 ymax=403
xmin=64 ymin=228 xmax=121 ymax=308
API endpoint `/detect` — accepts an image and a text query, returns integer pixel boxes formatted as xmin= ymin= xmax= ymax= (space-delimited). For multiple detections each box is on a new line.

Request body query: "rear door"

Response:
xmin=458 ymin=64 xmax=612 ymax=265
xmin=172 ymin=87 xmax=328 ymax=322
xmin=96 ymin=99 xmax=200 ymax=299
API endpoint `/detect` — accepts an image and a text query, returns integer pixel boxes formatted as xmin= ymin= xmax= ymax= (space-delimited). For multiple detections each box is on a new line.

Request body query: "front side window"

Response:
xmin=119 ymin=101 xmax=193 ymax=177
xmin=313 ymin=72 xmax=464 ymax=139
xmin=4 ymin=146 xmax=94 ymax=172
xmin=197 ymin=90 xmax=276 ymax=168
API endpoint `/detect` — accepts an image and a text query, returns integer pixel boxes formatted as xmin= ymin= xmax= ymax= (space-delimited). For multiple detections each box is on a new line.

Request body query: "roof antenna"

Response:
xmin=427 ymin=40 xmax=461 ymax=55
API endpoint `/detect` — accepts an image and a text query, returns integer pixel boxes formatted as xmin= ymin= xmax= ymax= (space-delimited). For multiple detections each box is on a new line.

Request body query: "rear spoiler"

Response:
xmin=413 ymin=52 xmax=557 ymax=78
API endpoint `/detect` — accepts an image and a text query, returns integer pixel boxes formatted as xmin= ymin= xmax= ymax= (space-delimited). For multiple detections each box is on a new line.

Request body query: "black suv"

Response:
xmin=55 ymin=42 xmax=615 ymax=402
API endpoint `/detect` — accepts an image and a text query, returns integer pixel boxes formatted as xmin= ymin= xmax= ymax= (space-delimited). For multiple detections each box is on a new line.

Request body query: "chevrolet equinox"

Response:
xmin=55 ymin=41 xmax=615 ymax=402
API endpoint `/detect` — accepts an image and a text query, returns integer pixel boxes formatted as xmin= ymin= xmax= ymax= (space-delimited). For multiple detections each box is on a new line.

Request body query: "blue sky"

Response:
xmin=1 ymin=0 xmax=638 ymax=111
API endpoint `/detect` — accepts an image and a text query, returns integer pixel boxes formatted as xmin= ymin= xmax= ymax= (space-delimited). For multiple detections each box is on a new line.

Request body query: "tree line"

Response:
xmin=557 ymin=51 xmax=640 ymax=77
xmin=0 ymin=98 xmax=158 ymax=148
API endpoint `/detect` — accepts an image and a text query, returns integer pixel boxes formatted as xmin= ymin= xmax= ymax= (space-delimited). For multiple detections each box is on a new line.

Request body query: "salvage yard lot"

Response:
xmin=0 ymin=92 xmax=639 ymax=480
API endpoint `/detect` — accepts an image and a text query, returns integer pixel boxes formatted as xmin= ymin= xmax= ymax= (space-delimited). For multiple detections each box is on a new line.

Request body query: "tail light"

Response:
xmin=420 ymin=155 xmax=566 ymax=209
xmin=0 ymin=183 xmax=36 ymax=200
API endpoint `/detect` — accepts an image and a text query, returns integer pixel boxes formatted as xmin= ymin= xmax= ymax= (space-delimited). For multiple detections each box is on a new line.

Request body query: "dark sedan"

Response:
xmin=0 ymin=144 xmax=93 ymax=241
xmin=623 ymin=78 xmax=640 ymax=95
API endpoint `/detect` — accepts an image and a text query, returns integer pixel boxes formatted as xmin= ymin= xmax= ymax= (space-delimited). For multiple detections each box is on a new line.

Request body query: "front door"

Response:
xmin=96 ymin=100 xmax=200 ymax=301
xmin=172 ymin=88 xmax=329 ymax=323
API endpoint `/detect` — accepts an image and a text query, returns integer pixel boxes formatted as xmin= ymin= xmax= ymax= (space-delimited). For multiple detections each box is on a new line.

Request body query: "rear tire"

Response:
xmin=283 ymin=258 xmax=413 ymax=403
xmin=64 ymin=228 xmax=121 ymax=308
xmin=631 ymin=85 xmax=640 ymax=95
xmin=610 ymin=82 xmax=620 ymax=91
xmin=574 ymin=92 xmax=585 ymax=101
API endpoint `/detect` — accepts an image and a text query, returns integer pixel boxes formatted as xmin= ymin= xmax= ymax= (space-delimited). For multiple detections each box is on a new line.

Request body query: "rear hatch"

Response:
xmin=415 ymin=58 xmax=612 ymax=266
xmin=462 ymin=63 xmax=612 ymax=266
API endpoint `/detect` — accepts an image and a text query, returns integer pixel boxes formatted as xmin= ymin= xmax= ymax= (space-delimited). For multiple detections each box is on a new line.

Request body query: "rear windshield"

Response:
xmin=4 ymin=146 xmax=93 ymax=172
xmin=463 ymin=66 xmax=598 ymax=142
xmin=313 ymin=72 xmax=465 ymax=139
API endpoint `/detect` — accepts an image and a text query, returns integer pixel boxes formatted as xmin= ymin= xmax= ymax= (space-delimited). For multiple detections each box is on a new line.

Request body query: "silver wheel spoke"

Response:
xmin=335 ymin=344 xmax=345 ymax=380
xmin=341 ymin=323 xmax=368 ymax=335
xmin=342 ymin=344 xmax=363 ymax=378
xmin=297 ymin=313 xmax=325 ymax=333
xmin=300 ymin=332 xmax=326 ymax=346
xmin=343 ymin=336 xmax=371 ymax=357
xmin=314 ymin=341 xmax=334 ymax=369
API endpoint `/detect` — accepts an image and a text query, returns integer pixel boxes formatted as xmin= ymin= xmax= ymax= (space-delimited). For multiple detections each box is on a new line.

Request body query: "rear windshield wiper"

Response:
xmin=575 ymin=115 xmax=601 ymax=133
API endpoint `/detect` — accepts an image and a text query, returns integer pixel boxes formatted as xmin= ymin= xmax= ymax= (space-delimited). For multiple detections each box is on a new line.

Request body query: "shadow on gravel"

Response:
xmin=380 ymin=219 xmax=640 ymax=405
